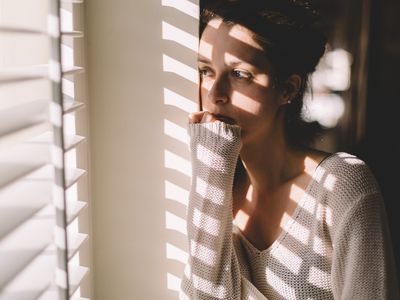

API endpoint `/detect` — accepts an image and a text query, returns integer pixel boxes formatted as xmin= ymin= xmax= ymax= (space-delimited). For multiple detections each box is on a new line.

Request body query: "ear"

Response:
xmin=278 ymin=74 xmax=302 ymax=105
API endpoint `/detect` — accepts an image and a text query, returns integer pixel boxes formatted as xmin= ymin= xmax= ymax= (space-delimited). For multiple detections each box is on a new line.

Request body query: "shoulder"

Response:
xmin=318 ymin=151 xmax=381 ymax=197
xmin=310 ymin=152 xmax=384 ymax=233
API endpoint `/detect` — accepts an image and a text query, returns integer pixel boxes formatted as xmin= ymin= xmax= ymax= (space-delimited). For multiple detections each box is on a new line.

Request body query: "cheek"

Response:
xmin=231 ymin=90 xmax=263 ymax=114
xmin=200 ymin=79 xmax=213 ymax=92
xmin=200 ymin=80 xmax=213 ymax=101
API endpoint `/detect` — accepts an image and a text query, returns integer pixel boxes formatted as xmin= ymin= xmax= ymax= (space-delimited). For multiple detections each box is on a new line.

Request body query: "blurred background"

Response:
xmin=0 ymin=0 xmax=399 ymax=299
xmin=306 ymin=0 xmax=400 ymax=278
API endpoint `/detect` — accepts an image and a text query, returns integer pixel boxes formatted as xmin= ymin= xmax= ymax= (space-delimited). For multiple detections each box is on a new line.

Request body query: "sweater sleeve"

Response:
xmin=179 ymin=121 xmax=266 ymax=300
xmin=331 ymin=192 xmax=399 ymax=300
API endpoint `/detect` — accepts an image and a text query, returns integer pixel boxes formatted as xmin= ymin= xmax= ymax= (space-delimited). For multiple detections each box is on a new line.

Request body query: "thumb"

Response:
xmin=188 ymin=111 xmax=208 ymax=124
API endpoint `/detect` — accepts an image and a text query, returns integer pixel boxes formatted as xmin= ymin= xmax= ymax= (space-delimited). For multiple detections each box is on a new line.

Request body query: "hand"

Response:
xmin=188 ymin=111 xmax=220 ymax=124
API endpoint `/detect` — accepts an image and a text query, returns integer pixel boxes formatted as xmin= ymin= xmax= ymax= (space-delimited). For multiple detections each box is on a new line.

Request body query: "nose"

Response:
xmin=207 ymin=74 xmax=229 ymax=105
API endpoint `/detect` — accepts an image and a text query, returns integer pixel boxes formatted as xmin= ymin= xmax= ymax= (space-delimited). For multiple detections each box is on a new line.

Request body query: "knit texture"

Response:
xmin=180 ymin=121 xmax=399 ymax=300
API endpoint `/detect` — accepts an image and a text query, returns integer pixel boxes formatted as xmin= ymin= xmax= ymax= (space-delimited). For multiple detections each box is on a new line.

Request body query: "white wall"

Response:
xmin=86 ymin=0 xmax=198 ymax=298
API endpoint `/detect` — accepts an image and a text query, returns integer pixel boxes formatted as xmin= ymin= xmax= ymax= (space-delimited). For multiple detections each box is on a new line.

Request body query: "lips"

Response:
xmin=213 ymin=114 xmax=236 ymax=125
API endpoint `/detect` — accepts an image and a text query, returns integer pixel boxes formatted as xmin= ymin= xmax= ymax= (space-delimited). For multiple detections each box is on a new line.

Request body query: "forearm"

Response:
xmin=181 ymin=122 xmax=242 ymax=299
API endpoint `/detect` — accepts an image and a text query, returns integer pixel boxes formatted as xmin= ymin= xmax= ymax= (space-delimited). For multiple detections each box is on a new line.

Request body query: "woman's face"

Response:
xmin=198 ymin=18 xmax=285 ymax=144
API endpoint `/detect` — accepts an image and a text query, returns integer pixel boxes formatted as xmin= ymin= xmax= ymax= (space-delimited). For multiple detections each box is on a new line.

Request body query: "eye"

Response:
xmin=198 ymin=67 xmax=213 ymax=78
xmin=232 ymin=69 xmax=252 ymax=80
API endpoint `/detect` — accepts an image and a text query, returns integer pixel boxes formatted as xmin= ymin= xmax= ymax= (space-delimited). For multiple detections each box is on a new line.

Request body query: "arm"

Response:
xmin=179 ymin=121 xmax=266 ymax=300
xmin=331 ymin=192 xmax=399 ymax=300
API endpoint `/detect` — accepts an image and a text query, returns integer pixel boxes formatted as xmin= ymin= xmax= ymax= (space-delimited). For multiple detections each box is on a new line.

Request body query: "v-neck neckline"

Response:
xmin=234 ymin=152 xmax=337 ymax=256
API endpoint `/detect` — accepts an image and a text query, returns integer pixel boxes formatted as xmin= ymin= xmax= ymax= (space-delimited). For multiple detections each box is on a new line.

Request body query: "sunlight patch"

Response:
xmin=165 ymin=180 xmax=189 ymax=206
xmin=308 ymin=266 xmax=331 ymax=290
xmin=166 ymin=242 xmax=188 ymax=264
xmin=343 ymin=157 xmax=363 ymax=165
xmin=190 ymin=239 xmax=217 ymax=266
xmin=167 ymin=272 xmax=182 ymax=292
xmin=313 ymin=166 xmax=326 ymax=183
xmin=207 ymin=18 xmax=223 ymax=29
xmin=192 ymin=273 xmax=227 ymax=299
xmin=304 ymin=156 xmax=319 ymax=177
xmin=198 ymin=40 xmax=213 ymax=61
xmin=281 ymin=213 xmax=310 ymax=245
xmin=192 ymin=208 xmax=221 ymax=236
xmin=233 ymin=210 xmax=250 ymax=231
xmin=163 ymin=54 xmax=198 ymax=84
xmin=323 ymin=174 xmax=337 ymax=192
xmin=266 ymin=267 xmax=296 ymax=299
xmin=299 ymin=193 xmax=317 ymax=215
xmin=228 ymin=27 xmax=263 ymax=50
xmin=196 ymin=144 xmax=225 ymax=172
xmin=164 ymin=119 xmax=188 ymax=144
xmin=162 ymin=21 xmax=198 ymax=52
xmin=316 ymin=204 xmax=333 ymax=227
xmin=166 ymin=211 xmax=187 ymax=235
xmin=271 ymin=244 xmax=303 ymax=275
xmin=161 ymin=0 xmax=199 ymax=19
xmin=231 ymin=91 xmax=261 ymax=113
xmin=163 ymin=88 xmax=197 ymax=113
xmin=312 ymin=235 xmax=329 ymax=256
xmin=195 ymin=177 xmax=224 ymax=205
xmin=164 ymin=149 xmax=191 ymax=177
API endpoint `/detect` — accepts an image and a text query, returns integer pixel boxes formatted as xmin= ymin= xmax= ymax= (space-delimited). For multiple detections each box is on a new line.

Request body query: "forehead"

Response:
xmin=199 ymin=19 xmax=268 ymax=69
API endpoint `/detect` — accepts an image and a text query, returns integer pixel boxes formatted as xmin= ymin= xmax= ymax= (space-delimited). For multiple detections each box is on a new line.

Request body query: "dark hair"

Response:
xmin=200 ymin=0 xmax=327 ymax=148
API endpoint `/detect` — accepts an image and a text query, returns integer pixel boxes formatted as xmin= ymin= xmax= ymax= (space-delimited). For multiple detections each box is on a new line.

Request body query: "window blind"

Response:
xmin=0 ymin=0 xmax=89 ymax=299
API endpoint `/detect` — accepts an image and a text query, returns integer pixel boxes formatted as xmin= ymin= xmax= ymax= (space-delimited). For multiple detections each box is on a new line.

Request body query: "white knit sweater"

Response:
xmin=180 ymin=121 xmax=399 ymax=300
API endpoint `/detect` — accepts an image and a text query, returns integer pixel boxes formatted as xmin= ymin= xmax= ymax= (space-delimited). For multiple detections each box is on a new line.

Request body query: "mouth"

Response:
xmin=213 ymin=114 xmax=236 ymax=125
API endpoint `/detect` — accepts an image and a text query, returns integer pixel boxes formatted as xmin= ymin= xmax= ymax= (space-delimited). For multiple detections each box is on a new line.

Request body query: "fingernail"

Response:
xmin=201 ymin=111 xmax=209 ymax=123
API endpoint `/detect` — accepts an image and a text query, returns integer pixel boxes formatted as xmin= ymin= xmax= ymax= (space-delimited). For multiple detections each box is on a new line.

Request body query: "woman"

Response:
xmin=180 ymin=0 xmax=399 ymax=299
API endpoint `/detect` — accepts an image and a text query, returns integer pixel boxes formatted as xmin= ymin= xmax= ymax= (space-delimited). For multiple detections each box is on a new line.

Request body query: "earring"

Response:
xmin=287 ymin=99 xmax=292 ymax=104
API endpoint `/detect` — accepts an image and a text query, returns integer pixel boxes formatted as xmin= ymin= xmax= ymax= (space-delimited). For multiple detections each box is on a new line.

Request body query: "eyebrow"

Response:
xmin=197 ymin=57 xmax=211 ymax=64
xmin=197 ymin=57 xmax=257 ymax=69
xmin=198 ymin=56 xmax=245 ymax=65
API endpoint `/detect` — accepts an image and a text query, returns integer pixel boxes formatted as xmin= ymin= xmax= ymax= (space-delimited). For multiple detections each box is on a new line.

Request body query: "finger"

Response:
xmin=201 ymin=111 xmax=221 ymax=123
xmin=188 ymin=111 xmax=205 ymax=124
xmin=201 ymin=111 xmax=213 ymax=123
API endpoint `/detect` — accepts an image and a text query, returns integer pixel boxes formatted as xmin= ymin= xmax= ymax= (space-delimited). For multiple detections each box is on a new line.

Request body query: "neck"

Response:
xmin=239 ymin=124 xmax=306 ymax=195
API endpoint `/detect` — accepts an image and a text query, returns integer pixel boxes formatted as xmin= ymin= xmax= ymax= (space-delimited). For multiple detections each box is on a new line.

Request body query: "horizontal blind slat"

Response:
xmin=65 ymin=168 xmax=86 ymax=189
xmin=0 ymin=65 xmax=48 ymax=84
xmin=64 ymin=135 xmax=86 ymax=152
xmin=62 ymin=66 xmax=84 ymax=76
xmin=0 ymin=26 xmax=44 ymax=35
xmin=63 ymin=96 xmax=85 ymax=114
xmin=0 ymin=141 xmax=52 ymax=189
xmin=68 ymin=266 xmax=89 ymax=297
xmin=0 ymin=98 xmax=49 ymax=138
xmin=0 ymin=244 xmax=56 ymax=300
xmin=61 ymin=31 xmax=84 ymax=38
xmin=29 ymin=131 xmax=86 ymax=152
xmin=67 ymin=233 xmax=88 ymax=260
xmin=0 ymin=0 xmax=49 ymax=33
xmin=37 ymin=288 xmax=58 ymax=300
xmin=39 ymin=281 xmax=88 ymax=300
xmin=0 ymin=204 xmax=55 ymax=289
xmin=60 ymin=0 xmax=84 ymax=3
xmin=0 ymin=65 xmax=84 ymax=84
xmin=0 ymin=162 xmax=50 ymax=190
xmin=0 ymin=122 xmax=51 ymax=149
xmin=67 ymin=201 xmax=87 ymax=225
xmin=0 ymin=176 xmax=53 ymax=239
xmin=0 ymin=27 xmax=83 ymax=39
